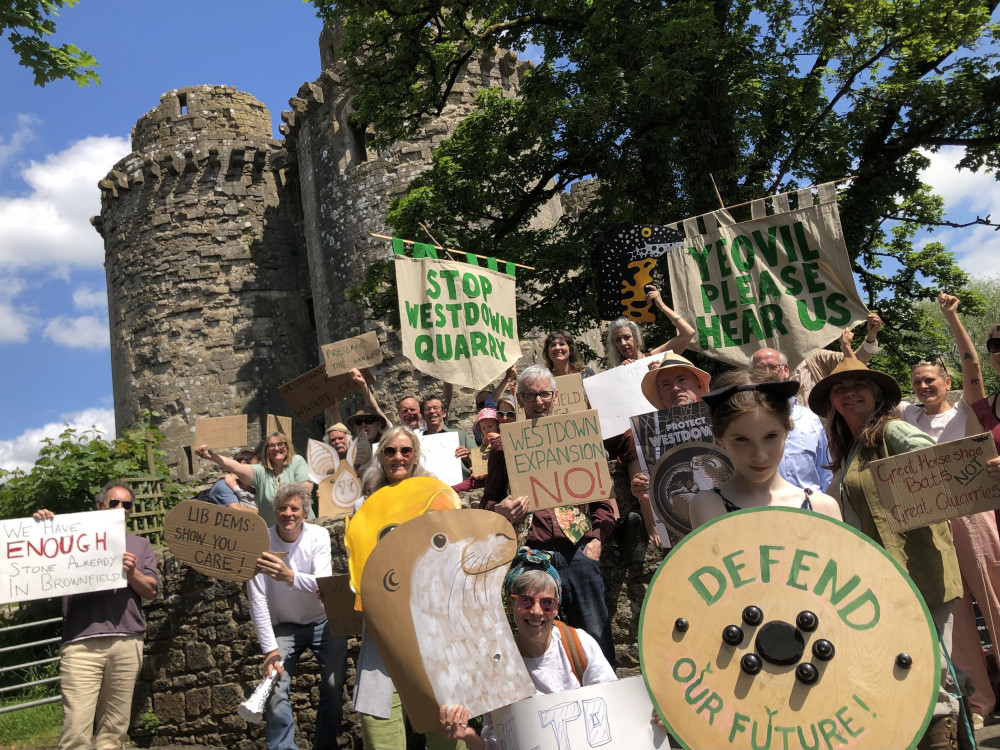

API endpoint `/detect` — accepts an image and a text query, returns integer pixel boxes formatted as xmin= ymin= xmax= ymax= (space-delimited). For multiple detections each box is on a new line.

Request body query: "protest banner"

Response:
xmin=307 ymin=439 xmax=361 ymax=518
xmin=491 ymin=676 xmax=667 ymax=750
xmin=321 ymin=331 xmax=383 ymax=378
xmin=394 ymin=253 xmax=521 ymax=390
xmin=1 ymin=509 xmax=127 ymax=605
xmin=582 ymin=354 xmax=664 ymax=439
xmin=278 ymin=364 xmax=365 ymax=421
xmin=500 ymin=410 xmax=612 ymax=511
xmin=631 ymin=402 xmax=733 ymax=545
xmin=317 ymin=574 xmax=364 ymax=637
xmin=871 ymin=433 xmax=1000 ymax=533
xmin=590 ymin=223 xmax=686 ymax=322
xmin=194 ymin=415 xmax=248 ymax=450
xmin=361 ymin=510 xmax=533 ymax=733
xmin=641 ymin=508 xmax=937 ymax=750
xmin=666 ymin=182 xmax=868 ymax=368
xmin=419 ymin=432 xmax=463 ymax=486
xmin=265 ymin=414 xmax=292 ymax=441
xmin=163 ymin=500 xmax=270 ymax=582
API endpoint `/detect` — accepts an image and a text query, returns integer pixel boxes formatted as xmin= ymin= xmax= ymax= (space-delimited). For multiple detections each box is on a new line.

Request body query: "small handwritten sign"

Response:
xmin=500 ymin=410 xmax=612 ymax=511
xmin=163 ymin=500 xmax=270 ymax=582
xmin=278 ymin=365 xmax=365 ymax=421
xmin=266 ymin=414 xmax=292 ymax=441
xmin=321 ymin=332 xmax=383 ymax=378
xmin=318 ymin=574 xmax=364 ymax=636
xmin=1 ymin=510 xmax=127 ymax=605
xmin=513 ymin=374 xmax=589 ymax=421
xmin=194 ymin=415 xmax=248 ymax=450
xmin=872 ymin=433 xmax=1000 ymax=533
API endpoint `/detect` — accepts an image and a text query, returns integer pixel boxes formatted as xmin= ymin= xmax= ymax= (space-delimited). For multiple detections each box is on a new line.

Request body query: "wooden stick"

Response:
xmin=708 ymin=173 xmax=725 ymax=209
xmin=368 ymin=233 xmax=536 ymax=271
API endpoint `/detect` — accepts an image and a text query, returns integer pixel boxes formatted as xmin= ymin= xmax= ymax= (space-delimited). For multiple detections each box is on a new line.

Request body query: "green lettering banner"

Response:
xmin=666 ymin=183 xmax=868 ymax=368
xmin=395 ymin=255 xmax=521 ymax=389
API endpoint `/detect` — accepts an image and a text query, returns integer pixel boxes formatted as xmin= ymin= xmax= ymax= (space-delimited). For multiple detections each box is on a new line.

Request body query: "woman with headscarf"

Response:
xmin=809 ymin=360 xmax=963 ymax=749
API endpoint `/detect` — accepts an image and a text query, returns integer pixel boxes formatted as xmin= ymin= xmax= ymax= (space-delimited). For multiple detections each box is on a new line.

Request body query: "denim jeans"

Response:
xmin=268 ymin=618 xmax=348 ymax=750
xmin=542 ymin=546 xmax=616 ymax=668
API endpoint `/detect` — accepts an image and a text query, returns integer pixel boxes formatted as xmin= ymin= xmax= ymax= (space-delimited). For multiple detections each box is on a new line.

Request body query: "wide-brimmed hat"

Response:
xmin=346 ymin=407 xmax=388 ymax=430
xmin=807 ymin=359 xmax=902 ymax=419
xmin=473 ymin=408 xmax=499 ymax=441
xmin=640 ymin=352 xmax=713 ymax=410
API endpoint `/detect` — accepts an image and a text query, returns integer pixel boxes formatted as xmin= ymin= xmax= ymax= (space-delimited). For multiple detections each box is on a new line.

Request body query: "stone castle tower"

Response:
xmin=94 ymin=23 xmax=554 ymax=478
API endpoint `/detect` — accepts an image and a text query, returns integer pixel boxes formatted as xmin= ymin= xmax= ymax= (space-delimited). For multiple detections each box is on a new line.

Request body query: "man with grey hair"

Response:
xmin=750 ymin=347 xmax=832 ymax=492
xmin=248 ymin=484 xmax=347 ymax=750
xmin=480 ymin=364 xmax=617 ymax=666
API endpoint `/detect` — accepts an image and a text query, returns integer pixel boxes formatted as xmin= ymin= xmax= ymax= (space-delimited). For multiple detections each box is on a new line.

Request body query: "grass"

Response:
xmin=0 ymin=700 xmax=61 ymax=748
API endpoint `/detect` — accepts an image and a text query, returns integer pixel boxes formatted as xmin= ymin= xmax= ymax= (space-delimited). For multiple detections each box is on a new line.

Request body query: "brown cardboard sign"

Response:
xmin=321 ymin=331 xmax=383 ymax=378
xmin=163 ymin=500 xmax=270 ymax=582
xmin=278 ymin=364 xmax=364 ymax=421
xmin=194 ymin=415 xmax=248 ymax=450
xmin=468 ymin=443 xmax=491 ymax=477
xmin=550 ymin=373 xmax=589 ymax=415
xmin=360 ymin=509 xmax=533 ymax=734
xmin=499 ymin=409 xmax=612 ymax=511
xmin=871 ymin=433 xmax=1000 ymax=533
xmin=265 ymin=414 xmax=292 ymax=441
xmin=640 ymin=507 xmax=938 ymax=750
xmin=318 ymin=574 xmax=364 ymax=637
xmin=307 ymin=439 xmax=361 ymax=518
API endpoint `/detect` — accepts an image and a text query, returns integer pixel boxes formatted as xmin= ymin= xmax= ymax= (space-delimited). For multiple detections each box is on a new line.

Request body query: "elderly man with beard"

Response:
xmin=750 ymin=348 xmax=832 ymax=492
xmin=325 ymin=422 xmax=350 ymax=461
xmin=479 ymin=364 xmax=616 ymax=666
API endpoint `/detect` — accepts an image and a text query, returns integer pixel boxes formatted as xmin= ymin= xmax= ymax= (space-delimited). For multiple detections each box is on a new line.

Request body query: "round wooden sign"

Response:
xmin=164 ymin=500 xmax=271 ymax=582
xmin=639 ymin=507 xmax=937 ymax=750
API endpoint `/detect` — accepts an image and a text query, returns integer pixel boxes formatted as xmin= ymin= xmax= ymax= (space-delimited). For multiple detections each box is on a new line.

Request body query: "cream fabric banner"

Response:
xmin=395 ymin=255 xmax=521 ymax=389
xmin=666 ymin=184 xmax=868 ymax=368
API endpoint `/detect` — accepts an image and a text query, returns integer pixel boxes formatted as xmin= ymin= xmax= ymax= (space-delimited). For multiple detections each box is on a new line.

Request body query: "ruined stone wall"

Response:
xmin=129 ymin=501 xmax=663 ymax=748
xmin=94 ymin=86 xmax=320 ymax=480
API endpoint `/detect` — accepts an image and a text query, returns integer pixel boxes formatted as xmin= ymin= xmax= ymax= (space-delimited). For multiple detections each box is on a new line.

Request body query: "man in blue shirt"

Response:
xmin=207 ymin=449 xmax=260 ymax=512
xmin=751 ymin=348 xmax=833 ymax=492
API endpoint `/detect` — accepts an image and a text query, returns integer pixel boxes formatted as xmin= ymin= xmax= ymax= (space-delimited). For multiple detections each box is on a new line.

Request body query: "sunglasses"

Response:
xmin=356 ymin=416 xmax=379 ymax=425
xmin=510 ymin=594 xmax=559 ymax=614
xmin=987 ymin=338 xmax=1000 ymax=354
xmin=382 ymin=446 xmax=414 ymax=458
xmin=909 ymin=355 xmax=949 ymax=375
xmin=108 ymin=499 xmax=134 ymax=511
xmin=497 ymin=410 xmax=517 ymax=419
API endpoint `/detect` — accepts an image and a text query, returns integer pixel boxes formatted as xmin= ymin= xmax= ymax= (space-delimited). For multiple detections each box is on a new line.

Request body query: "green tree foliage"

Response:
xmin=314 ymin=0 xmax=999 ymax=371
xmin=0 ymin=412 xmax=175 ymax=520
xmin=2 ymin=0 xmax=99 ymax=86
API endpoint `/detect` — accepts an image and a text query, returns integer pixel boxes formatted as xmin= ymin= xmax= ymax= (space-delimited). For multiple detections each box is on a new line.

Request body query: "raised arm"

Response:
xmin=492 ymin=365 xmax=517 ymax=403
xmin=195 ymin=446 xmax=255 ymax=486
xmin=939 ymin=292 xmax=987 ymax=405
xmin=352 ymin=369 xmax=391 ymax=427
xmin=645 ymin=286 xmax=696 ymax=354
xmin=854 ymin=313 xmax=882 ymax=364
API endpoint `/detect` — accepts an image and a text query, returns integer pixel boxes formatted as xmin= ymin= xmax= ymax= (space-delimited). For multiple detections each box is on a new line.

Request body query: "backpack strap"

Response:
xmin=554 ymin=620 xmax=588 ymax=685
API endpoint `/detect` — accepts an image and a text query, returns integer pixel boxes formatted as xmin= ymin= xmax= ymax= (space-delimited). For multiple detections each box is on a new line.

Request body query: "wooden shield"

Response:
xmin=639 ymin=507 xmax=937 ymax=749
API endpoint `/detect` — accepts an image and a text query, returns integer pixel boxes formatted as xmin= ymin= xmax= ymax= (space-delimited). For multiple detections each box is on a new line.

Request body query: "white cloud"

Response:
xmin=0 ymin=276 xmax=36 ymax=342
xmin=0 ymin=134 xmax=130 ymax=272
xmin=0 ymin=114 xmax=40 ymax=170
xmin=43 ymin=315 xmax=110 ymax=350
xmin=0 ymin=407 xmax=116 ymax=473
xmin=72 ymin=286 xmax=107 ymax=311
xmin=920 ymin=147 xmax=1000 ymax=279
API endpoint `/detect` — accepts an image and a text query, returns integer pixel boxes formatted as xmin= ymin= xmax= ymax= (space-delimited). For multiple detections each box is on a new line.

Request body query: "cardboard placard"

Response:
xmin=469 ymin=443 xmax=491 ymax=477
xmin=360 ymin=510 xmax=533 ymax=733
xmin=641 ymin=508 xmax=938 ymax=750
xmin=420 ymin=432 xmax=463 ymax=486
xmin=321 ymin=331 xmax=383 ymax=378
xmin=550 ymin=373 xmax=589 ymax=415
xmin=278 ymin=364 xmax=365 ymax=421
xmin=318 ymin=574 xmax=365 ymax=637
xmin=265 ymin=414 xmax=292 ymax=441
xmin=163 ymin=500 xmax=270 ymax=582
xmin=307 ymin=438 xmax=361 ymax=518
xmin=500 ymin=410 xmax=612 ymax=511
xmin=871 ymin=433 xmax=1000 ymax=533
xmin=631 ymin=403 xmax=733 ymax=546
xmin=582 ymin=354 xmax=665 ymax=438
xmin=194 ymin=415 xmax=248 ymax=450
xmin=1 ymin=510 xmax=127 ymax=605
xmin=490 ymin=676 xmax=668 ymax=750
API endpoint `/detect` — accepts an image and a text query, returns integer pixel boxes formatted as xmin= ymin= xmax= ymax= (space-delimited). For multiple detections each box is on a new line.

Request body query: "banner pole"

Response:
xmin=369 ymin=233 xmax=536 ymax=271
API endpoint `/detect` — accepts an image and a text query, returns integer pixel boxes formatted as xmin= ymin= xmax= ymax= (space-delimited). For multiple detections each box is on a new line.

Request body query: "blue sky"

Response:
xmin=1 ymin=2 xmax=998 ymax=472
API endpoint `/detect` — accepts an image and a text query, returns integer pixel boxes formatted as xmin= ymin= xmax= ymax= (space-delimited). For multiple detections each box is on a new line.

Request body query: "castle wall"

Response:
xmin=94 ymin=86 xmax=320 ymax=479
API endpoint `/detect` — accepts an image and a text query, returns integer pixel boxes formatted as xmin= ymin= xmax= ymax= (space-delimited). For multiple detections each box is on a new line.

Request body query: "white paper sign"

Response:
xmin=420 ymin=432 xmax=463 ymax=486
xmin=489 ymin=676 xmax=669 ymax=750
xmin=583 ymin=354 xmax=665 ymax=438
xmin=1 ymin=509 xmax=128 ymax=604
